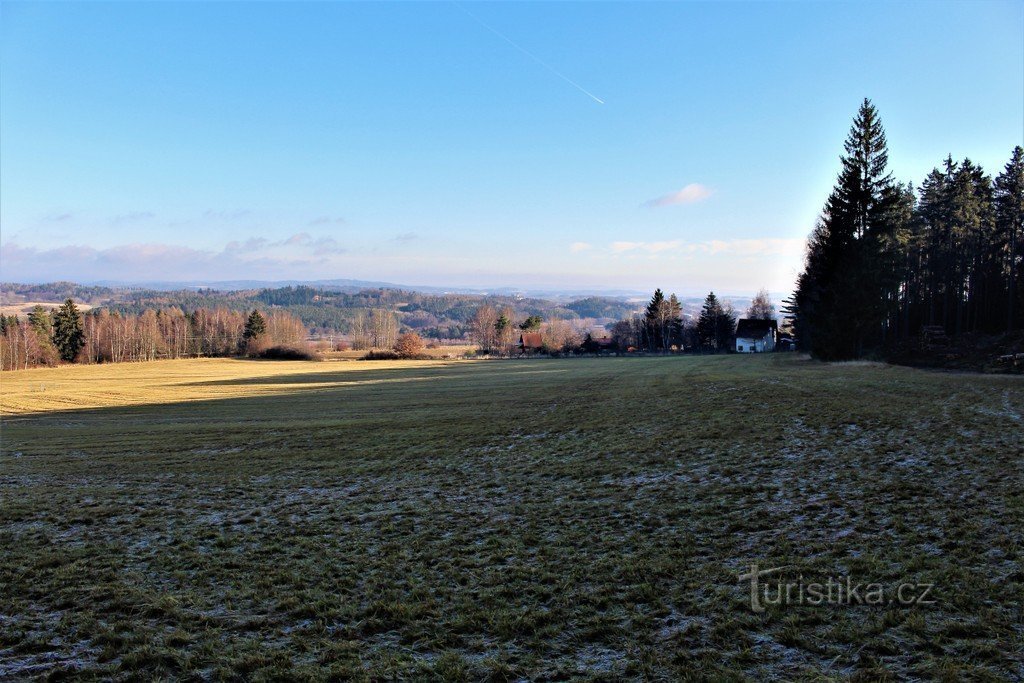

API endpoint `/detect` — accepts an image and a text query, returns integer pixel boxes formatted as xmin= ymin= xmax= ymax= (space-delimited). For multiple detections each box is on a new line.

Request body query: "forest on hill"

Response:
xmin=0 ymin=282 xmax=643 ymax=341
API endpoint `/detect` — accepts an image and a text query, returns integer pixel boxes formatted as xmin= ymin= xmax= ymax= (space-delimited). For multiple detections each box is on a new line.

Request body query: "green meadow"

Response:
xmin=1 ymin=355 xmax=1021 ymax=680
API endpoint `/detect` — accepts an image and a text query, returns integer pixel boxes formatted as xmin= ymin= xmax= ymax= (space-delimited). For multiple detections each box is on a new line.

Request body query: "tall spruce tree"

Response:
xmin=697 ymin=292 xmax=733 ymax=351
xmin=243 ymin=309 xmax=267 ymax=340
xmin=667 ymin=293 xmax=683 ymax=348
xmin=794 ymin=98 xmax=901 ymax=359
xmin=644 ymin=289 xmax=667 ymax=351
xmin=51 ymin=299 xmax=84 ymax=362
xmin=995 ymin=146 xmax=1024 ymax=330
xmin=697 ymin=293 xmax=719 ymax=350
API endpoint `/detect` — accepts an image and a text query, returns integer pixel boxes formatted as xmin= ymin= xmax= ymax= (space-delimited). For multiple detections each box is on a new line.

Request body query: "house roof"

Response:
xmin=735 ymin=318 xmax=777 ymax=339
xmin=520 ymin=332 xmax=543 ymax=348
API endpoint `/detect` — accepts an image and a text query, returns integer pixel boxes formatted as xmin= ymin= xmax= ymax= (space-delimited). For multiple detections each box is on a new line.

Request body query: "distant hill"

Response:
xmin=77 ymin=278 xmax=650 ymax=299
xmin=1 ymin=281 xmax=644 ymax=341
xmin=1 ymin=281 xmax=773 ymax=340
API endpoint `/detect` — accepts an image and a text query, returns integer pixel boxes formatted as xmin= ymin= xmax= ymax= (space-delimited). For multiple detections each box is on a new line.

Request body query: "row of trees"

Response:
xmin=0 ymin=300 xmax=87 ymax=370
xmin=469 ymin=304 xmax=582 ymax=355
xmin=791 ymin=99 xmax=1024 ymax=359
xmin=462 ymin=289 xmax=776 ymax=356
xmin=0 ymin=300 xmax=307 ymax=370
xmin=348 ymin=309 xmax=400 ymax=350
xmin=608 ymin=289 xmax=775 ymax=353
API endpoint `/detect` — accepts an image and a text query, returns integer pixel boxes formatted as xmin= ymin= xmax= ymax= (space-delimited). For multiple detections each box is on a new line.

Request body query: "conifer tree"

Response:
xmin=697 ymin=292 xmax=729 ymax=350
xmin=667 ymin=293 xmax=683 ymax=348
xmin=28 ymin=305 xmax=52 ymax=337
xmin=519 ymin=315 xmax=542 ymax=331
xmin=644 ymin=289 xmax=667 ymax=350
xmin=794 ymin=98 xmax=901 ymax=359
xmin=243 ymin=309 xmax=267 ymax=340
xmin=995 ymin=146 xmax=1024 ymax=330
xmin=51 ymin=299 xmax=84 ymax=362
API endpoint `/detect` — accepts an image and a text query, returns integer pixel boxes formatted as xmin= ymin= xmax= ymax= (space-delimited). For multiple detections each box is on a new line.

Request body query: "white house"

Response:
xmin=735 ymin=319 xmax=777 ymax=353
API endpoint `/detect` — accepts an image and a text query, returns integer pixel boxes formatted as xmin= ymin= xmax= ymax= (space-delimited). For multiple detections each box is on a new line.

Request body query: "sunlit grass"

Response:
xmin=1 ymin=355 xmax=1021 ymax=679
xmin=0 ymin=357 xmax=466 ymax=415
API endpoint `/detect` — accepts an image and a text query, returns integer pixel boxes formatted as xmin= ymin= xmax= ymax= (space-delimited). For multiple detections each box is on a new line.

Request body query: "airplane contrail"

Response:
xmin=453 ymin=2 xmax=605 ymax=105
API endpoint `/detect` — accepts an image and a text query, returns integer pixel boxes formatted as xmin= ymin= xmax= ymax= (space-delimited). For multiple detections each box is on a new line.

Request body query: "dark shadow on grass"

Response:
xmin=182 ymin=361 xmax=571 ymax=388
xmin=0 ymin=358 xmax=628 ymax=430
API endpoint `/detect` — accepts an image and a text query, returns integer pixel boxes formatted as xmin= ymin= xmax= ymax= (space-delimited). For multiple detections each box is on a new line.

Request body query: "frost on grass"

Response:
xmin=0 ymin=355 xmax=1021 ymax=680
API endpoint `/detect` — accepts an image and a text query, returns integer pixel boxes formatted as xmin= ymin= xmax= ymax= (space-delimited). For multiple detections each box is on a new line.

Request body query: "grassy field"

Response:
xmin=1 ymin=355 xmax=1021 ymax=680
xmin=0 ymin=302 xmax=94 ymax=318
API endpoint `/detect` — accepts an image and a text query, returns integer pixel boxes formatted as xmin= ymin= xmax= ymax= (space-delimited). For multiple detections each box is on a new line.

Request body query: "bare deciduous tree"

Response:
xmin=471 ymin=305 xmax=498 ymax=352
xmin=746 ymin=289 xmax=776 ymax=320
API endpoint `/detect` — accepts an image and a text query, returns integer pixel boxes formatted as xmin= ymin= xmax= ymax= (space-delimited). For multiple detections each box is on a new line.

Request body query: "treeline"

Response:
xmin=0 ymin=300 xmax=306 ymax=370
xmin=98 ymin=286 xmax=635 ymax=340
xmin=467 ymin=289 xmax=775 ymax=355
xmin=470 ymin=305 xmax=583 ymax=355
xmin=1 ymin=281 xmax=117 ymax=306
xmin=4 ymin=281 xmax=642 ymax=344
xmin=609 ymin=289 xmax=774 ymax=352
xmin=791 ymin=99 xmax=1023 ymax=360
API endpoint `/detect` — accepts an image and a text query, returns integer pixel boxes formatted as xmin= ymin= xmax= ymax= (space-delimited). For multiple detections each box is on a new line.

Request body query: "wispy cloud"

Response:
xmin=704 ymin=238 xmax=805 ymax=257
xmin=311 ymin=237 xmax=346 ymax=255
xmin=644 ymin=183 xmax=713 ymax=208
xmin=610 ymin=241 xmax=641 ymax=253
xmin=307 ymin=215 xmax=346 ymax=226
xmin=610 ymin=240 xmax=683 ymax=254
xmin=220 ymin=233 xmax=347 ymax=256
xmin=111 ymin=211 xmax=156 ymax=225
xmin=224 ymin=237 xmax=269 ymax=254
xmin=43 ymin=212 xmax=74 ymax=222
xmin=587 ymin=238 xmax=805 ymax=258
xmin=569 ymin=241 xmax=593 ymax=253
xmin=284 ymin=232 xmax=311 ymax=246
xmin=204 ymin=209 xmax=252 ymax=220
xmin=0 ymin=233 xmax=352 ymax=282
xmin=393 ymin=232 xmax=418 ymax=243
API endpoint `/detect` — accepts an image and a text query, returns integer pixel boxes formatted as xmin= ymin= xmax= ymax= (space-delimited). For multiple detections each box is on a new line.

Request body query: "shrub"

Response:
xmin=361 ymin=347 xmax=432 ymax=361
xmin=393 ymin=332 xmax=426 ymax=358
xmin=259 ymin=345 xmax=319 ymax=361
xmin=360 ymin=350 xmax=402 ymax=360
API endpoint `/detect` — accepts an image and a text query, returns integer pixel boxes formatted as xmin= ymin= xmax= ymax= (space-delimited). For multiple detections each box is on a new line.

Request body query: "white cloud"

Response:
xmin=644 ymin=183 xmax=713 ymax=208
xmin=569 ymin=241 xmax=594 ymax=253
xmin=203 ymin=209 xmax=252 ymax=220
xmin=308 ymin=215 xmax=346 ymax=226
xmin=705 ymin=238 xmax=805 ymax=256
xmin=608 ymin=240 xmax=686 ymax=254
xmin=311 ymin=237 xmax=346 ymax=255
xmin=597 ymin=237 xmax=804 ymax=258
xmin=0 ymin=234 xmax=352 ymax=282
xmin=111 ymin=211 xmax=156 ymax=225
xmin=284 ymin=232 xmax=312 ymax=246
xmin=644 ymin=240 xmax=685 ymax=253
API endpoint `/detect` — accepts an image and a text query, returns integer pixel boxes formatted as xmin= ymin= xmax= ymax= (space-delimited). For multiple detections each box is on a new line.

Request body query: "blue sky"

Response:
xmin=1 ymin=1 xmax=1021 ymax=295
